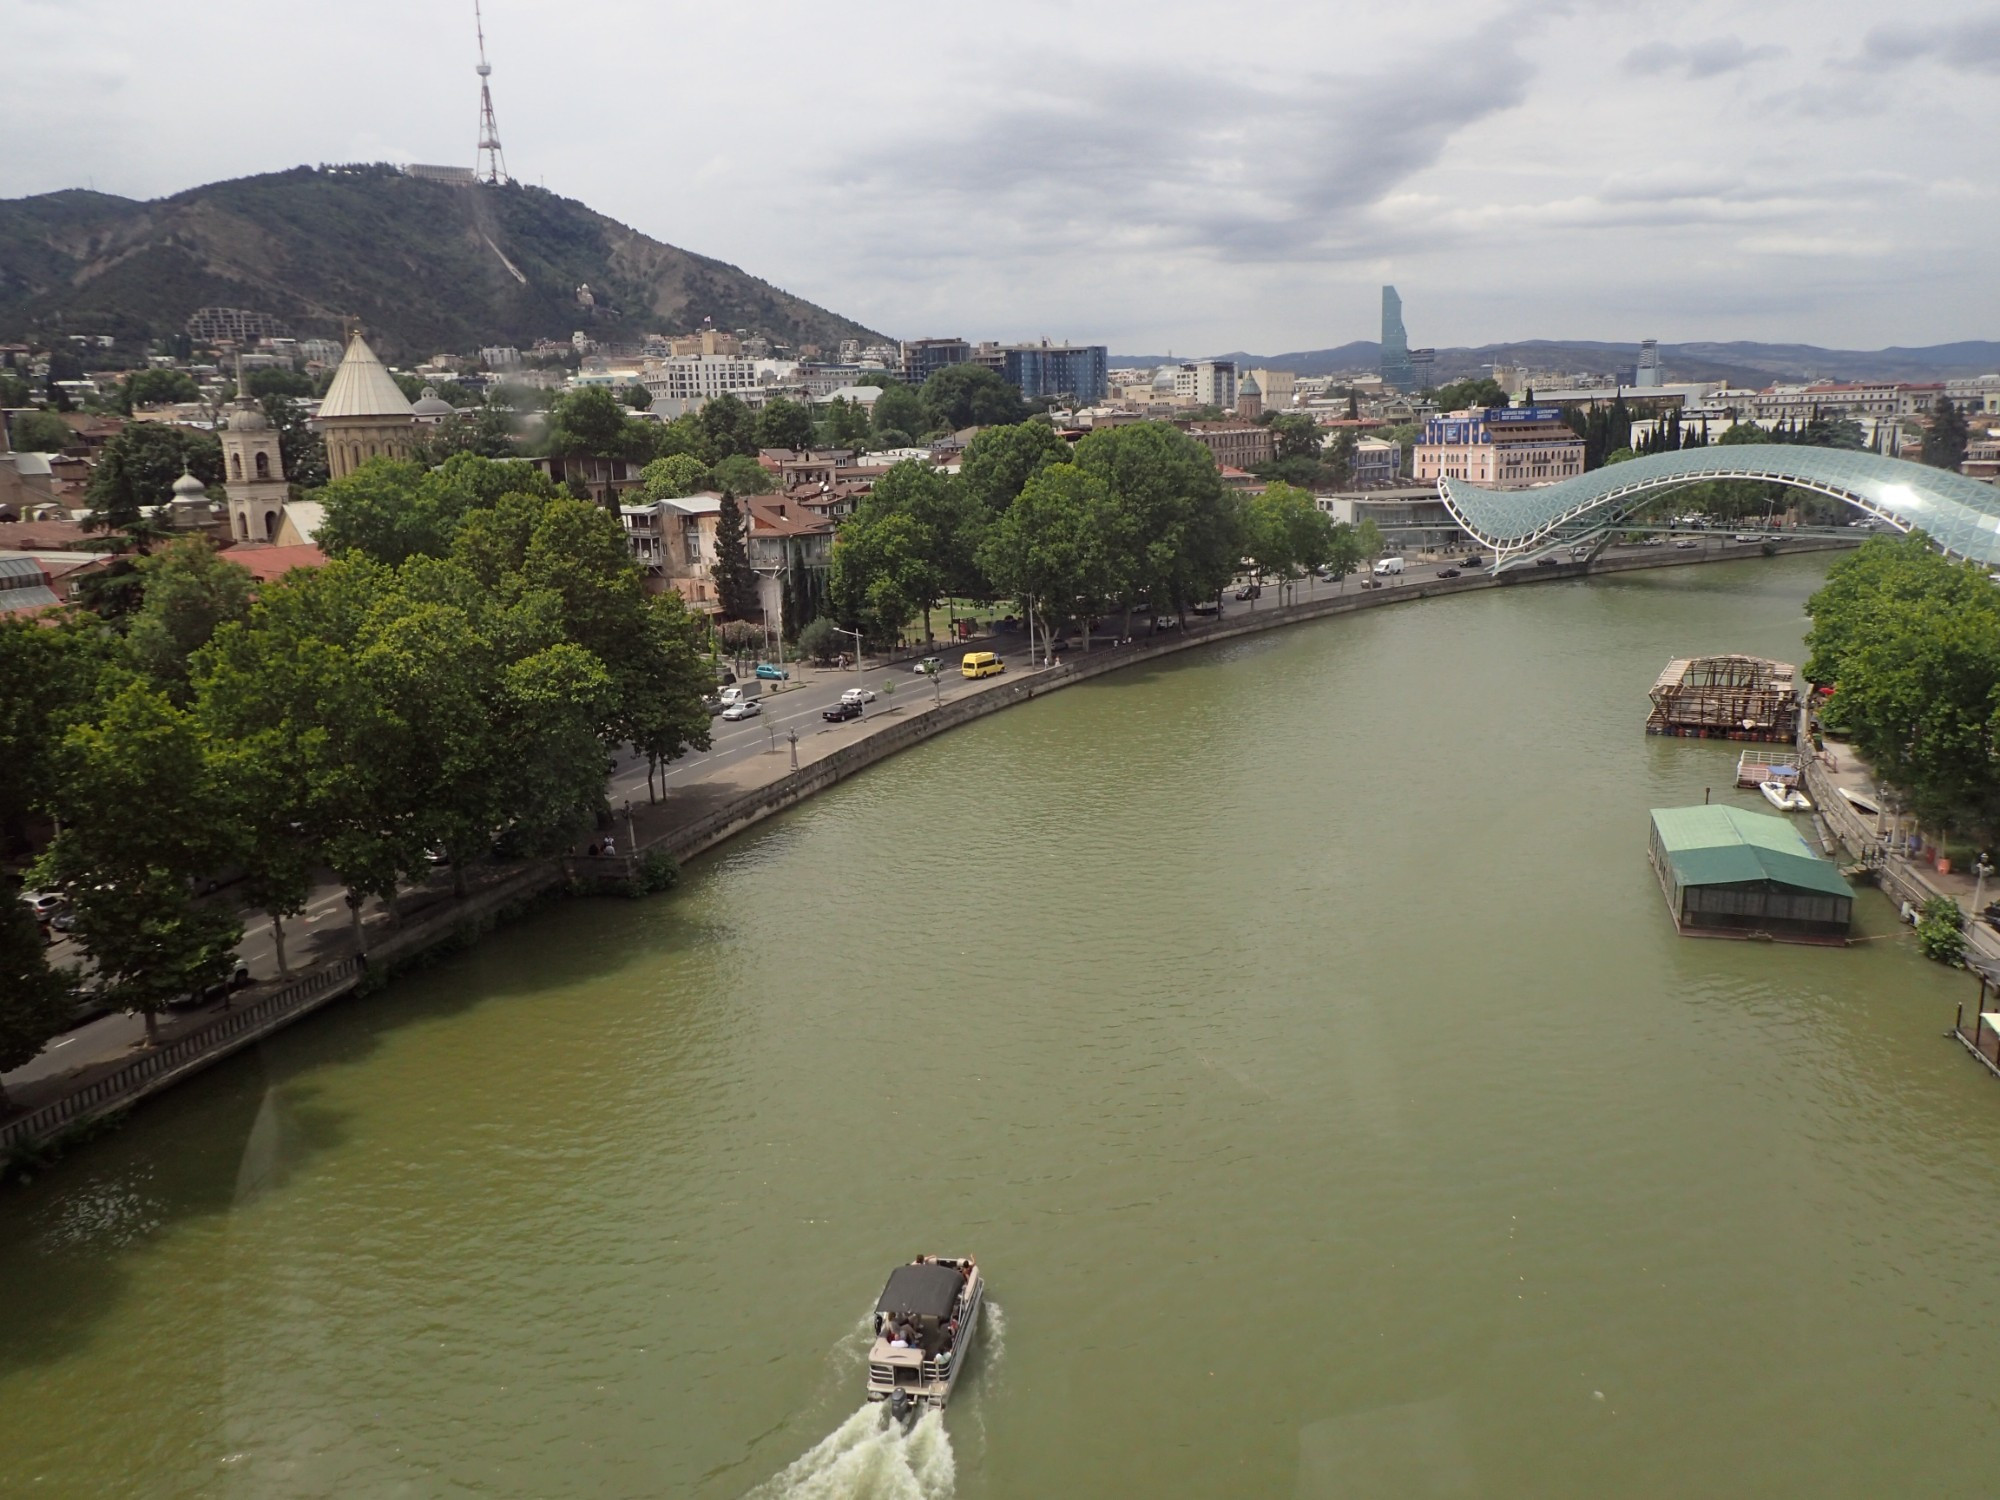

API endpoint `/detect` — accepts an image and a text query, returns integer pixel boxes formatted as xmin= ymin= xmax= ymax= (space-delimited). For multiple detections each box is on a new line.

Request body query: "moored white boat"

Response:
xmin=867 ymin=1257 xmax=983 ymax=1417
xmin=1759 ymin=780 xmax=1812 ymax=812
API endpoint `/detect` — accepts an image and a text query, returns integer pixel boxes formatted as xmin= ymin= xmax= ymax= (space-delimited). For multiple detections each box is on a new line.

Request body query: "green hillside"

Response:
xmin=0 ymin=165 xmax=886 ymax=357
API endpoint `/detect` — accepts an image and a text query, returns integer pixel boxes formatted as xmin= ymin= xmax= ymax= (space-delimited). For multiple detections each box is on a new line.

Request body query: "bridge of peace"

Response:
xmin=1435 ymin=443 xmax=2000 ymax=572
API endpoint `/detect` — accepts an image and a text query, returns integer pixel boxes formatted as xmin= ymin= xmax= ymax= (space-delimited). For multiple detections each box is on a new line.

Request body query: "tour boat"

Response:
xmin=1759 ymin=780 xmax=1812 ymax=812
xmin=866 ymin=1256 xmax=983 ymax=1417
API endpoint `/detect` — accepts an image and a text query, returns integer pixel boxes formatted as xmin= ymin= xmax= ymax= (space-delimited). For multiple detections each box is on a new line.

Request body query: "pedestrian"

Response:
xmin=603 ymin=836 xmax=617 ymax=857
xmin=587 ymin=841 xmax=600 ymax=857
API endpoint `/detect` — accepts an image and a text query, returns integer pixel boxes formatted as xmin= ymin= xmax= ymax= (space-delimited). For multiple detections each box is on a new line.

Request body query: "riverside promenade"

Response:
xmin=1 ymin=535 xmax=1858 ymax=1161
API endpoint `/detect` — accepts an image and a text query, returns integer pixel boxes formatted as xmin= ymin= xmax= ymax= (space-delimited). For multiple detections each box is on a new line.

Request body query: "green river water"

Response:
xmin=4 ymin=554 xmax=1998 ymax=1499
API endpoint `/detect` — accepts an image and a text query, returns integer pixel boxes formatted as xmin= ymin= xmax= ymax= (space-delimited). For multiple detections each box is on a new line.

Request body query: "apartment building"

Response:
xmin=1413 ymin=407 xmax=1584 ymax=488
xmin=1184 ymin=419 xmax=1271 ymax=469
xmin=1174 ymin=360 xmax=1237 ymax=409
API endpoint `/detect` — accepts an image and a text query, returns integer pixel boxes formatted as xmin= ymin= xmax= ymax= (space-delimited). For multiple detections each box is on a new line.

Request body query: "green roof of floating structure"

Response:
xmin=1438 ymin=444 xmax=2000 ymax=569
xmin=1649 ymin=805 xmax=1852 ymax=896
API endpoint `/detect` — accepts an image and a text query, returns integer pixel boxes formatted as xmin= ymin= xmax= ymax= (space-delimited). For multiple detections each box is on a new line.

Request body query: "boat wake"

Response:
xmin=745 ymin=1403 xmax=955 ymax=1500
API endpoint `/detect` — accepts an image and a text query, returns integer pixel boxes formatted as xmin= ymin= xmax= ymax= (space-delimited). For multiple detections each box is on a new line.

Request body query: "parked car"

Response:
xmin=1437 ymin=567 xmax=1461 ymax=578
xmin=721 ymin=699 xmax=762 ymax=720
xmin=841 ymin=686 xmax=876 ymax=706
xmin=1153 ymin=616 xmax=1182 ymax=630
xmin=1535 ymin=556 xmax=1560 ymax=567
xmin=49 ymin=909 xmax=77 ymax=933
xmin=1191 ymin=601 xmax=1220 ymax=616
xmin=22 ymin=891 xmax=65 ymax=919
xmin=754 ymin=662 xmax=789 ymax=680
xmin=1732 ymin=532 xmax=1761 ymax=543
xmin=702 ymin=693 xmax=723 ymax=715
xmin=1234 ymin=584 xmax=1261 ymax=600
xmin=1639 ymin=536 xmax=1667 ymax=547
xmin=913 ymin=655 xmax=943 ymax=674
xmin=1359 ymin=579 xmax=1385 ymax=590
xmin=823 ymin=699 xmax=863 ymax=722
xmin=1462 ymin=555 xmax=1485 ymax=568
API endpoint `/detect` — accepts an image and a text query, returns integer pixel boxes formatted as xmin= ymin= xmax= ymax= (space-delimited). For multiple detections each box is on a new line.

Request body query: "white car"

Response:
xmin=841 ymin=686 xmax=876 ymax=706
xmin=721 ymin=699 xmax=762 ymax=721
xmin=913 ymin=656 xmax=942 ymax=674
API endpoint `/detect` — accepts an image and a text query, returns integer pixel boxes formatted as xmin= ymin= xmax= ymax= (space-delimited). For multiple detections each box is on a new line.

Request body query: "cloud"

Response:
xmin=1622 ymin=36 xmax=1786 ymax=78
xmin=1856 ymin=19 xmax=2000 ymax=73
xmin=824 ymin=13 xmax=1540 ymax=269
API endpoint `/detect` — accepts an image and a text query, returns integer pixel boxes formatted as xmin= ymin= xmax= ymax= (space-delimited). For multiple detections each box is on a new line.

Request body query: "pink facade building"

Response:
xmin=1413 ymin=407 xmax=1584 ymax=489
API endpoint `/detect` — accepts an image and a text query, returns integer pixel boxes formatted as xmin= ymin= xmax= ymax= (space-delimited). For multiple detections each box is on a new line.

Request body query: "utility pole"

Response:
xmin=787 ymin=728 xmax=799 ymax=772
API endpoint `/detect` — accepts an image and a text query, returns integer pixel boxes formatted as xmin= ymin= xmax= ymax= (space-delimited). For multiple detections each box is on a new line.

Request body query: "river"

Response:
xmin=4 ymin=553 xmax=1997 ymax=1499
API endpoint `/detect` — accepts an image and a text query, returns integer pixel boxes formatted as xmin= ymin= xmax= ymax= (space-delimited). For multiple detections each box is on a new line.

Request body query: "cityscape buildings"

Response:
xmin=1413 ymin=406 xmax=1585 ymax=487
xmin=1380 ymin=286 xmax=1415 ymax=393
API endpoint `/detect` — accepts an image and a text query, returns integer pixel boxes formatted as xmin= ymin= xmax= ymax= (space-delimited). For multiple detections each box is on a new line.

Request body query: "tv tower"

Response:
xmin=473 ymin=0 xmax=509 ymax=184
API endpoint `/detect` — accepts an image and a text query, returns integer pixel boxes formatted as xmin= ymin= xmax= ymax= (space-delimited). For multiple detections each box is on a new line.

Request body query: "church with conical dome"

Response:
xmin=314 ymin=333 xmax=417 ymax=480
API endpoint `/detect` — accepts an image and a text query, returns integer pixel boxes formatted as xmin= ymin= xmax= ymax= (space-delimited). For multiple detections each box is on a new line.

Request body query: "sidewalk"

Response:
xmin=1804 ymin=737 xmax=2000 ymax=971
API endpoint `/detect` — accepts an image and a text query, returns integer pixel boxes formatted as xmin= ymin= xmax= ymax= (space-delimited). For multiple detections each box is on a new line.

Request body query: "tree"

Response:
xmin=958 ymin=420 xmax=1070 ymax=516
xmin=796 ymin=616 xmax=839 ymax=665
xmin=318 ymin=453 xmax=553 ymax=566
xmin=84 ymin=423 xmax=225 ymax=541
xmin=32 ymin=681 xmax=243 ymax=1041
xmin=1805 ymin=534 xmax=2000 ymax=841
xmin=316 ymin=458 xmax=447 ymax=565
xmin=1922 ymin=396 xmax=1969 ymax=471
xmin=1071 ymin=422 xmax=1240 ymax=625
xmin=696 ymin=394 xmax=760 ymax=459
xmin=826 ymin=461 xmax=982 ymax=644
xmin=977 ymin=463 xmax=1115 ymax=651
xmin=640 ymin=453 xmax=711 ymax=499
xmin=712 ymin=490 xmax=760 ymax=620
xmin=1268 ymin=413 xmax=1323 ymax=461
xmin=1430 ymin=377 xmax=1508 ymax=411
xmin=546 ymin=386 xmax=649 ymax=460
xmin=921 ymin=365 xmax=1030 ymax=429
xmin=8 ymin=410 xmax=72 ymax=452
xmin=262 ymin=393 xmax=330 ymax=488
xmin=125 ymin=536 xmax=255 ymax=700
xmin=711 ymin=454 xmax=777 ymax=495
xmin=121 ymin=368 xmax=201 ymax=410
xmin=1244 ymin=482 xmax=1334 ymax=605
xmin=245 ymin=367 xmax=315 ymax=400
xmin=0 ymin=614 xmax=110 ymax=854
xmin=0 ymin=899 xmax=72 ymax=1104
xmin=756 ymin=397 xmax=816 ymax=451
xmin=718 ymin=619 xmax=764 ymax=671
xmin=617 ymin=383 xmax=652 ymax=410
xmin=818 ymin=396 xmax=874 ymax=450
xmin=870 ymin=383 xmax=930 ymax=445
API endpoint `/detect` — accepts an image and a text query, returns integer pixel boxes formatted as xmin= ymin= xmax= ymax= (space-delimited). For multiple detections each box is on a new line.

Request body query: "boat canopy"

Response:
xmin=876 ymin=1263 xmax=963 ymax=1322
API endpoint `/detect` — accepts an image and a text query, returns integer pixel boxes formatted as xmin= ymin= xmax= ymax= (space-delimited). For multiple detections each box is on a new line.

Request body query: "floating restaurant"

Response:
xmin=1648 ymin=805 xmax=1853 ymax=944
xmin=1645 ymin=655 xmax=1800 ymax=743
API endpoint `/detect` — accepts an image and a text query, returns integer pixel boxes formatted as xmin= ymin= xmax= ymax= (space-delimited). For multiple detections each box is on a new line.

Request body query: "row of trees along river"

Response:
xmin=2 ymin=457 xmax=715 ymax=1087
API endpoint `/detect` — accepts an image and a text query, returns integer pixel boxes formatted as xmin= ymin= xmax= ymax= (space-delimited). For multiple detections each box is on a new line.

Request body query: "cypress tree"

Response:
xmin=713 ymin=489 xmax=760 ymax=621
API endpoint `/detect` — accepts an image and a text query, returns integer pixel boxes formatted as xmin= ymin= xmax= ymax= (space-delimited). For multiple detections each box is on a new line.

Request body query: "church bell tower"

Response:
xmin=219 ymin=355 xmax=290 ymax=543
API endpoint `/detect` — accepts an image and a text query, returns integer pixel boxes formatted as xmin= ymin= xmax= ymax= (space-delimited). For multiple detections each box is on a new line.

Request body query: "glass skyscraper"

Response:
xmin=1380 ymin=285 xmax=1416 ymax=392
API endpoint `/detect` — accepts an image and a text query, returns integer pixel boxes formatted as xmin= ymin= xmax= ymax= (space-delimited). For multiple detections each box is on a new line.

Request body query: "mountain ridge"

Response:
xmin=1112 ymin=339 xmax=2000 ymax=385
xmin=0 ymin=165 xmax=887 ymax=357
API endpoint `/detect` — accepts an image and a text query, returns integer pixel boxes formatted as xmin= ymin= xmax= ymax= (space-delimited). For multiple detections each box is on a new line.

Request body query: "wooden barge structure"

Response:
xmin=1646 ymin=655 xmax=1800 ymax=743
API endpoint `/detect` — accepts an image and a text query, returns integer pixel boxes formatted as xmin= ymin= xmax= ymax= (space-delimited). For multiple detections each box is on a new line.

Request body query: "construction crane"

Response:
xmin=474 ymin=0 xmax=509 ymax=185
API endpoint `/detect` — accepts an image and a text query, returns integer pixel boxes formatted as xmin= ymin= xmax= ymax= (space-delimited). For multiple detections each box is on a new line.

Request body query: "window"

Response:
xmin=255 ymin=451 xmax=270 ymax=478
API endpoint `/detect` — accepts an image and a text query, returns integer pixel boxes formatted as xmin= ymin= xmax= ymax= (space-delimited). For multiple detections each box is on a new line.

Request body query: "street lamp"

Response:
xmin=832 ymin=625 xmax=867 ymax=690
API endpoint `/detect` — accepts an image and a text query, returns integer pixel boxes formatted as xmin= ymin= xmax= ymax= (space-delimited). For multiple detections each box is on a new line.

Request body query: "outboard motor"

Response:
xmin=889 ymin=1389 xmax=916 ymax=1424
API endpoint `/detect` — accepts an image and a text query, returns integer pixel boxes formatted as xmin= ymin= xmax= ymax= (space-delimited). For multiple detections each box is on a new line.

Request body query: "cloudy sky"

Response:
xmin=7 ymin=0 xmax=1996 ymax=353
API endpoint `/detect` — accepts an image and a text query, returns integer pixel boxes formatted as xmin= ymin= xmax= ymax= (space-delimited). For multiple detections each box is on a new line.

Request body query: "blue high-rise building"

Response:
xmin=1380 ymin=286 xmax=1416 ymax=392
xmin=999 ymin=343 xmax=1108 ymax=404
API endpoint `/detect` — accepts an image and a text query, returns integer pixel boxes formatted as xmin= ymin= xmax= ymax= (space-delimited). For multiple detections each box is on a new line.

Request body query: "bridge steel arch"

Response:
xmin=1435 ymin=444 xmax=2000 ymax=572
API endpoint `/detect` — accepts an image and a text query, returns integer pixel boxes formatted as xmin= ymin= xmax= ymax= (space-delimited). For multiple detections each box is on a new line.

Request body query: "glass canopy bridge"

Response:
xmin=1436 ymin=444 xmax=2000 ymax=573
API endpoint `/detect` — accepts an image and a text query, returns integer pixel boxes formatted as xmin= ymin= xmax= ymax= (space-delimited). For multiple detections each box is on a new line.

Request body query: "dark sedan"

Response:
xmin=823 ymin=699 xmax=864 ymax=722
xmin=1436 ymin=567 xmax=1461 ymax=578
